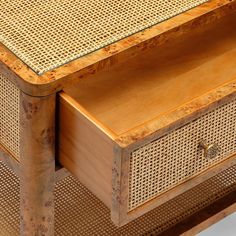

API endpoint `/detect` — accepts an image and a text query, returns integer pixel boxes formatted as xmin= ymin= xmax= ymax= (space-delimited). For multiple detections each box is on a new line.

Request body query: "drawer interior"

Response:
xmin=64 ymin=13 xmax=236 ymax=135
xmin=60 ymin=12 xmax=236 ymax=226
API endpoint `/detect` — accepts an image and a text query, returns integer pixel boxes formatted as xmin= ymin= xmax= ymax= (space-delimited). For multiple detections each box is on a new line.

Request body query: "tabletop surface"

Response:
xmin=0 ymin=0 xmax=208 ymax=75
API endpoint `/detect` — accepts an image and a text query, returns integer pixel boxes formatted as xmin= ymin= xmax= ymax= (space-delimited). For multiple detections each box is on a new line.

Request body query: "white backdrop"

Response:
xmin=198 ymin=213 xmax=236 ymax=236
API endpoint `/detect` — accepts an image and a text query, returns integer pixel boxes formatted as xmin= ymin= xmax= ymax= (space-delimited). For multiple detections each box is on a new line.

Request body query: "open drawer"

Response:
xmin=58 ymin=13 xmax=236 ymax=226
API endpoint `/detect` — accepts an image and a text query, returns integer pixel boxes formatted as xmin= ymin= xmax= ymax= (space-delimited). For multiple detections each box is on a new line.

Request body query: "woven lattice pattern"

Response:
xmin=129 ymin=99 xmax=236 ymax=211
xmin=0 ymin=74 xmax=20 ymax=159
xmin=1 ymin=161 xmax=236 ymax=236
xmin=0 ymin=162 xmax=19 ymax=236
xmin=0 ymin=0 xmax=208 ymax=74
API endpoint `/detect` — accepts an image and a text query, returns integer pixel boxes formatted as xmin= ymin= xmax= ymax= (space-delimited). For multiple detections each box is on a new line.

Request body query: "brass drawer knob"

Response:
xmin=199 ymin=140 xmax=220 ymax=159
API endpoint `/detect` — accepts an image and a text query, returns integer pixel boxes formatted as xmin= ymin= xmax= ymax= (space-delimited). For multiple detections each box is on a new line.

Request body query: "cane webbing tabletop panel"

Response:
xmin=0 ymin=0 xmax=208 ymax=74
xmin=1 ymin=161 xmax=236 ymax=236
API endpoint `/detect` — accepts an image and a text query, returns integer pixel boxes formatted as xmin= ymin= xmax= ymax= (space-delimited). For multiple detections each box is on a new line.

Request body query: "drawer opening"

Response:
xmin=63 ymin=13 xmax=236 ymax=136
xmin=59 ymin=12 xmax=236 ymax=226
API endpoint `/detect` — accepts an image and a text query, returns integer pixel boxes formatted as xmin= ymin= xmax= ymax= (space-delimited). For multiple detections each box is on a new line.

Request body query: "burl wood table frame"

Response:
xmin=1 ymin=0 xmax=236 ymax=235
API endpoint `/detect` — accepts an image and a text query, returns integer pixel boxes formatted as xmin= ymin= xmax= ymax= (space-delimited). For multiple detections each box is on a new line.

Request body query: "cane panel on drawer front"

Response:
xmin=129 ymin=99 xmax=236 ymax=211
xmin=0 ymin=74 xmax=20 ymax=160
xmin=0 ymin=0 xmax=208 ymax=74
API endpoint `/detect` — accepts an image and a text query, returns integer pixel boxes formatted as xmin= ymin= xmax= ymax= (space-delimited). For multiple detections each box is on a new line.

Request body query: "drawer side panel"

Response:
xmin=58 ymin=95 xmax=115 ymax=208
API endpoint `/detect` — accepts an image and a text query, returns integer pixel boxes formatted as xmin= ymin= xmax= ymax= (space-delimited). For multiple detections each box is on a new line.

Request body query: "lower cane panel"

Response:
xmin=1 ymin=161 xmax=236 ymax=236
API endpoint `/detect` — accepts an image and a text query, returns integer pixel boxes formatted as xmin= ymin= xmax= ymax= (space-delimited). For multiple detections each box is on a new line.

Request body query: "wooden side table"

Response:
xmin=1 ymin=0 xmax=236 ymax=235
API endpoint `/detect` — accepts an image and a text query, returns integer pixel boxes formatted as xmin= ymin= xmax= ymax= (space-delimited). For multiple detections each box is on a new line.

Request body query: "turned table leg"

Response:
xmin=19 ymin=92 xmax=56 ymax=236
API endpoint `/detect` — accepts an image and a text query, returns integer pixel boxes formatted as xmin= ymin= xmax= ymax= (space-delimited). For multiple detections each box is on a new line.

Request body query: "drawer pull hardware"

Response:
xmin=199 ymin=141 xmax=219 ymax=159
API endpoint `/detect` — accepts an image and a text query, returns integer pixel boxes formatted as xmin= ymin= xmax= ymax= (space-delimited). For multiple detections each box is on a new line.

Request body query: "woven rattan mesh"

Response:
xmin=1 ymin=161 xmax=236 ymax=236
xmin=0 ymin=74 xmax=20 ymax=159
xmin=0 ymin=0 xmax=208 ymax=74
xmin=129 ymin=99 xmax=236 ymax=211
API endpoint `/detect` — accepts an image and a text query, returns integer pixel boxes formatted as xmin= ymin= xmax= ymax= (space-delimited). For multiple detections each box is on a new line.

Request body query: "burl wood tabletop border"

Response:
xmin=0 ymin=0 xmax=235 ymax=96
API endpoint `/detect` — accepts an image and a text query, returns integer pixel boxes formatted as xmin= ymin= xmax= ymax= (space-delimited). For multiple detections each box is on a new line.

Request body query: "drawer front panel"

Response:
xmin=0 ymin=74 xmax=20 ymax=159
xmin=129 ymin=99 xmax=236 ymax=211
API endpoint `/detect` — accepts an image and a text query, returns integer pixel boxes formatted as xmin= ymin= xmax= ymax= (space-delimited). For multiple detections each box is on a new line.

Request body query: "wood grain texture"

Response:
xmin=64 ymin=13 xmax=236 ymax=135
xmin=119 ymin=80 xmax=236 ymax=148
xmin=59 ymin=92 xmax=236 ymax=226
xmin=0 ymin=0 xmax=235 ymax=96
xmin=59 ymin=93 xmax=117 ymax=208
xmin=1 ymin=0 xmax=235 ymax=233
xmin=0 ymin=143 xmax=69 ymax=183
xmin=20 ymin=93 xmax=55 ymax=236
xmin=59 ymin=11 xmax=236 ymax=226
xmin=63 ymin=12 xmax=236 ymax=148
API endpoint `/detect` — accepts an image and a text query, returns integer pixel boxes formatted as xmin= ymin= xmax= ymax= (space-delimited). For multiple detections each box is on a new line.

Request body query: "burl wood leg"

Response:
xmin=20 ymin=92 xmax=56 ymax=236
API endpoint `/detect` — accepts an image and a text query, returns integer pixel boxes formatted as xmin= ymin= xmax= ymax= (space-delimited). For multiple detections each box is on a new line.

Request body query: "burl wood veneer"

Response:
xmin=59 ymin=12 xmax=236 ymax=225
xmin=1 ymin=0 xmax=236 ymax=235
